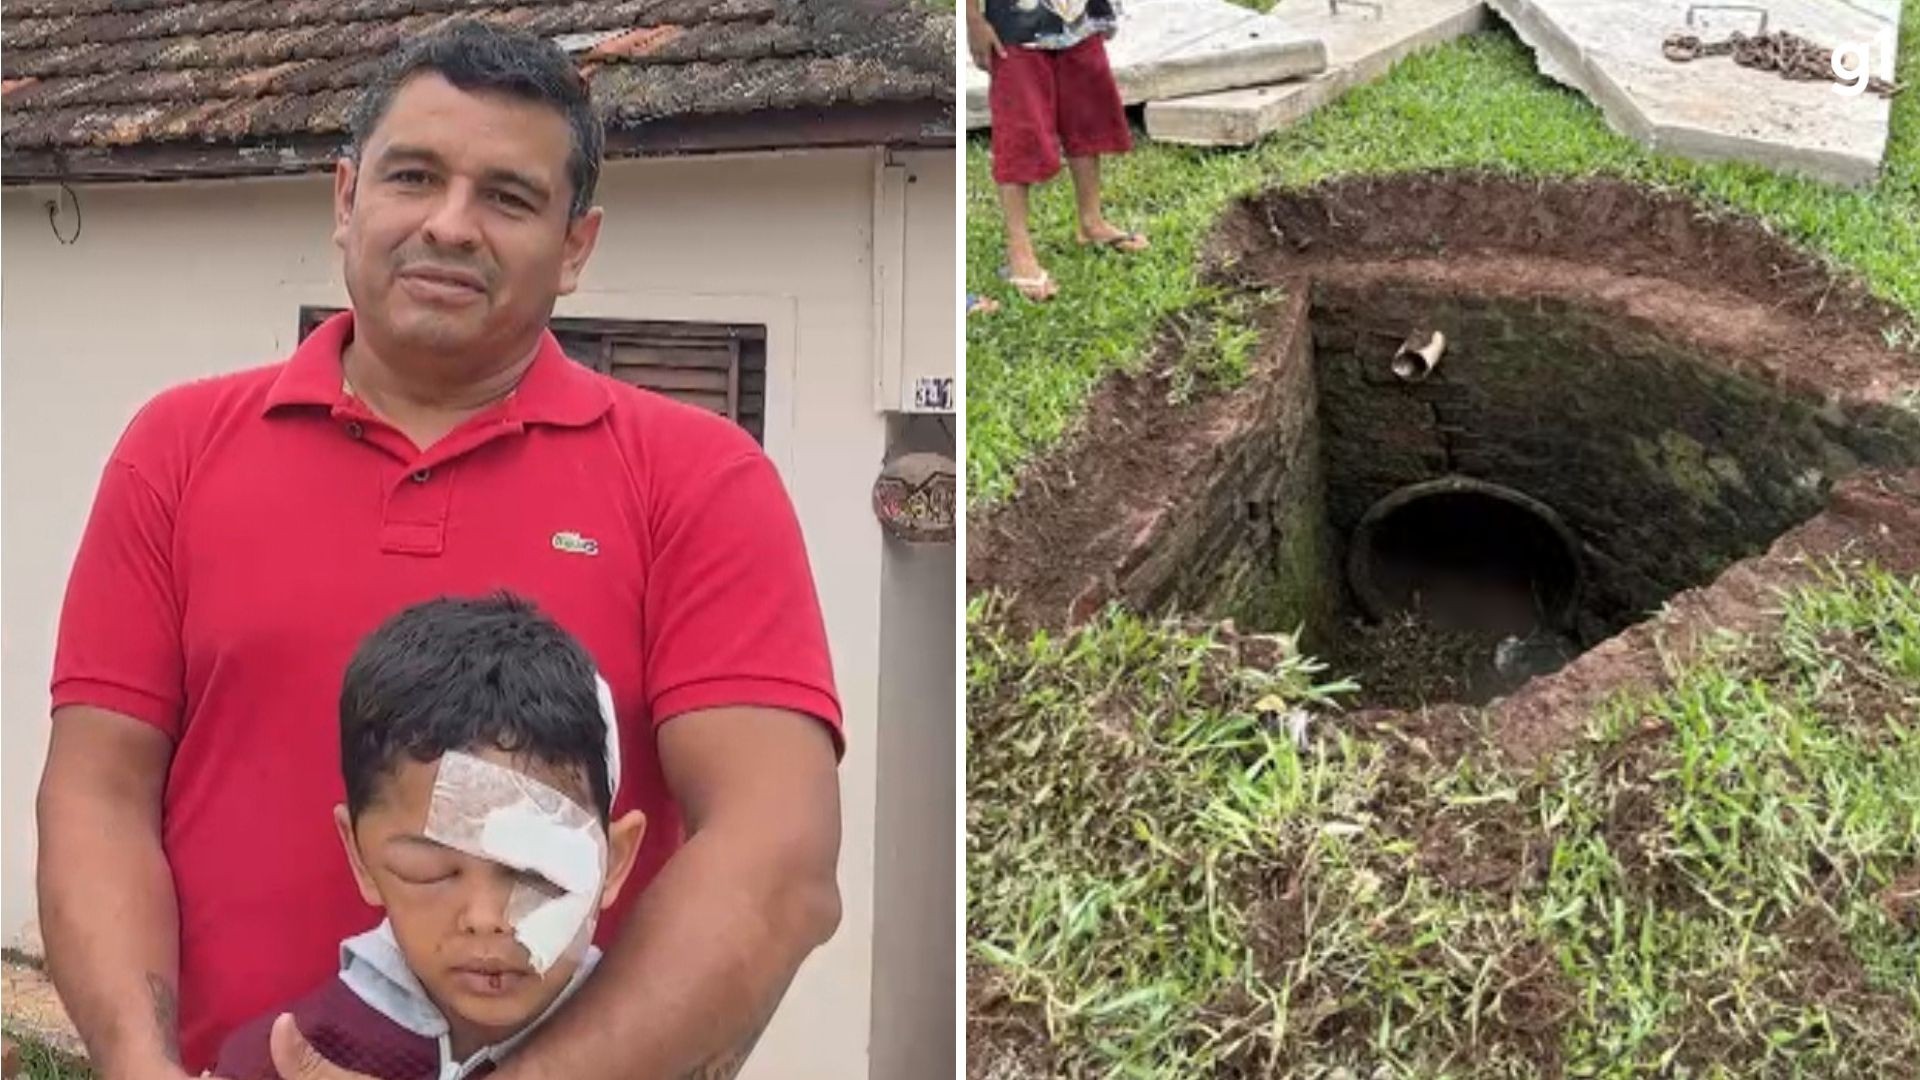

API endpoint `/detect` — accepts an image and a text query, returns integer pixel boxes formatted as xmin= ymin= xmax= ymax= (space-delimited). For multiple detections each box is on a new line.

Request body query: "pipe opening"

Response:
xmin=1349 ymin=478 xmax=1581 ymax=637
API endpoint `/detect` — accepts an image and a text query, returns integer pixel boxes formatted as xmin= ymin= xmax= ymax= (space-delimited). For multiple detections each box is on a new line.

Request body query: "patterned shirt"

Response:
xmin=985 ymin=0 xmax=1120 ymax=50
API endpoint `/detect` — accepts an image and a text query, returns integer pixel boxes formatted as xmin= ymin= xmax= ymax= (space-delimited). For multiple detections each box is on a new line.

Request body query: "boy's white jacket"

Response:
xmin=339 ymin=919 xmax=603 ymax=1080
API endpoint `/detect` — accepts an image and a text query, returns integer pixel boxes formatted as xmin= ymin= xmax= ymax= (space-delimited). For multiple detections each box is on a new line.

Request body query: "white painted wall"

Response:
xmin=1 ymin=144 xmax=956 ymax=1079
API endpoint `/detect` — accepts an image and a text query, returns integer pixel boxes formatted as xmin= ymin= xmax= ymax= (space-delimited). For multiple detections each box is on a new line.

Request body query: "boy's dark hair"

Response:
xmin=348 ymin=20 xmax=604 ymax=219
xmin=341 ymin=593 xmax=612 ymax=823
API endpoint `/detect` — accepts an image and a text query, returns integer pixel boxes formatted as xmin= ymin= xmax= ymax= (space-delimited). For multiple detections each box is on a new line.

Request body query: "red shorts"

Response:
xmin=988 ymin=35 xmax=1133 ymax=185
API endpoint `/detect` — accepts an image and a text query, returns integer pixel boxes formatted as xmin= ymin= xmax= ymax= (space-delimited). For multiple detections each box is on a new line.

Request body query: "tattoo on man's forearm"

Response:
xmin=146 ymin=973 xmax=181 ymax=1065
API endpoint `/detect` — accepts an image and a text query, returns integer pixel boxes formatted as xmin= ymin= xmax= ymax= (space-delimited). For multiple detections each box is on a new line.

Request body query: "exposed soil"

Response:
xmin=1477 ymin=940 xmax=1577 ymax=1074
xmin=969 ymin=173 xmax=1920 ymax=764
xmin=1220 ymin=173 xmax=1918 ymax=412
xmin=965 ymin=964 xmax=1055 ymax=1080
xmin=1489 ymin=465 xmax=1920 ymax=763
xmin=1239 ymin=844 xmax=1572 ymax=1075
xmin=1879 ymin=865 xmax=1920 ymax=931
xmin=969 ymin=174 xmax=1920 ymax=1075
xmin=1592 ymin=719 xmax=1696 ymax=907
xmin=967 ymin=289 xmax=1313 ymax=631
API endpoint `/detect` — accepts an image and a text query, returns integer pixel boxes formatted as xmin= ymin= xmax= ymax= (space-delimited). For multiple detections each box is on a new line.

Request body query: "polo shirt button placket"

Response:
xmin=381 ymin=462 xmax=455 ymax=556
xmin=345 ymin=420 xmax=365 ymax=440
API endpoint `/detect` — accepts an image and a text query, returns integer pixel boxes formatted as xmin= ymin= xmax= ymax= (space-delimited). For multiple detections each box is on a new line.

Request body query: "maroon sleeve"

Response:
xmin=216 ymin=979 xmax=438 ymax=1080
xmin=50 ymin=438 xmax=186 ymax=737
xmin=643 ymin=450 xmax=843 ymax=752
xmin=215 ymin=1007 xmax=280 ymax=1080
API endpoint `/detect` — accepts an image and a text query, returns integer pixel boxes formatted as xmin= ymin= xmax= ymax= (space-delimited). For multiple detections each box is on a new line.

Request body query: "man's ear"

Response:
xmin=599 ymin=809 xmax=647 ymax=909
xmin=334 ymin=804 xmax=382 ymax=907
xmin=555 ymin=206 xmax=604 ymax=297
xmin=332 ymin=157 xmax=358 ymax=249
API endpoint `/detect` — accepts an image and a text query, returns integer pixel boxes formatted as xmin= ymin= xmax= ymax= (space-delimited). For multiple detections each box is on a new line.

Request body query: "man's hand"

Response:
xmin=967 ymin=9 xmax=1006 ymax=69
xmin=268 ymin=1015 xmax=372 ymax=1080
xmin=485 ymin=706 xmax=840 ymax=1080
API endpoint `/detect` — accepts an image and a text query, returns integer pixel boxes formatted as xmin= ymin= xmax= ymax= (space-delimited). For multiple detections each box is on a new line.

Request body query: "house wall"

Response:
xmin=1 ymin=144 xmax=955 ymax=1079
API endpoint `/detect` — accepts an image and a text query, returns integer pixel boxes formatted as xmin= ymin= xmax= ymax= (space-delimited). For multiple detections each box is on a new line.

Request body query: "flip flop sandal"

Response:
xmin=967 ymin=292 xmax=1002 ymax=316
xmin=999 ymin=267 xmax=1059 ymax=302
xmin=1078 ymin=230 xmax=1150 ymax=254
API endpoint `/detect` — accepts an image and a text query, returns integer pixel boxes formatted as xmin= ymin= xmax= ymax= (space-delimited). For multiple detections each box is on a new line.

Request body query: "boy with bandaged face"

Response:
xmin=217 ymin=595 xmax=646 ymax=1079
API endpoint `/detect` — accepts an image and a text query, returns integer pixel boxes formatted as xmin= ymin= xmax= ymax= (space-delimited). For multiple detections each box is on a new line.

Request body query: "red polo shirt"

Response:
xmin=51 ymin=312 xmax=841 ymax=1071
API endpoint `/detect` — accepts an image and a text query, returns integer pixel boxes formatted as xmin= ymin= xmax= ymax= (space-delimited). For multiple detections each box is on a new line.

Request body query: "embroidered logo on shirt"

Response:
xmin=551 ymin=531 xmax=600 ymax=556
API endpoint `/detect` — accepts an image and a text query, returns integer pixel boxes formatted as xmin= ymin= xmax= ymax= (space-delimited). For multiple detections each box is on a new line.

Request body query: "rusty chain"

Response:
xmin=1661 ymin=29 xmax=1904 ymax=97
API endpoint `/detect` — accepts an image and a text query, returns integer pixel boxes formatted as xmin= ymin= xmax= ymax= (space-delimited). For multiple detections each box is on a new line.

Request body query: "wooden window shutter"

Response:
xmin=547 ymin=320 xmax=764 ymax=442
xmin=606 ymin=337 xmax=740 ymax=419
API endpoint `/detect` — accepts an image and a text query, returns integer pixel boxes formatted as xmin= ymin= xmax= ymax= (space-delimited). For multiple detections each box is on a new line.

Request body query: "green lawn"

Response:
xmin=965 ymin=18 xmax=1920 ymax=505
xmin=966 ymin=11 xmax=1920 ymax=1077
xmin=968 ymin=567 xmax=1920 ymax=1075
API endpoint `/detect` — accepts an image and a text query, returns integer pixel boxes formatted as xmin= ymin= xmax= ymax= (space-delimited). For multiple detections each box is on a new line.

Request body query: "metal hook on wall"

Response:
xmin=46 ymin=180 xmax=82 ymax=245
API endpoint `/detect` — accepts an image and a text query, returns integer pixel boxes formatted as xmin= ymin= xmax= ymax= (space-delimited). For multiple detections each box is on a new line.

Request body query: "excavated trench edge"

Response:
xmin=968 ymin=173 xmax=1920 ymax=762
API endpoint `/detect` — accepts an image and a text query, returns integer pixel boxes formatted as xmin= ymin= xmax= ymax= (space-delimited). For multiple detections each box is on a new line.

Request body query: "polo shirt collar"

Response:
xmin=264 ymin=310 xmax=611 ymax=428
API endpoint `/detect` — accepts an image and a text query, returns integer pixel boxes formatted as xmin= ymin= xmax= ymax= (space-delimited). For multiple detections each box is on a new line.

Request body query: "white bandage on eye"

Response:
xmin=422 ymin=673 xmax=623 ymax=974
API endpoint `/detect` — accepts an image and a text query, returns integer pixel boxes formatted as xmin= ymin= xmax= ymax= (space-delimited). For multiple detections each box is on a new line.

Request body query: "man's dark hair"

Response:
xmin=341 ymin=593 xmax=612 ymax=823
xmin=348 ymin=19 xmax=604 ymax=219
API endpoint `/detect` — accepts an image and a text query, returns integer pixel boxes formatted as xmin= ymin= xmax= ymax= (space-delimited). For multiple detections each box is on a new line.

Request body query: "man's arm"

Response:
xmin=37 ymin=705 xmax=185 ymax=1080
xmin=507 ymin=704 xmax=840 ymax=1079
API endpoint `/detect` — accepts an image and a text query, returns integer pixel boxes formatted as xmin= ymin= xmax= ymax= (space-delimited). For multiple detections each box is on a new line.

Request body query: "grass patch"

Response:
xmin=1163 ymin=286 xmax=1268 ymax=404
xmin=965 ymin=15 xmax=1920 ymax=504
xmin=967 ymin=564 xmax=1920 ymax=1075
xmin=2 ymin=1033 xmax=90 ymax=1080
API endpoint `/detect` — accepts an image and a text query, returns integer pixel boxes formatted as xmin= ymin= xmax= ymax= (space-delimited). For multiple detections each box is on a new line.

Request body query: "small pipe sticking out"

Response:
xmin=1391 ymin=330 xmax=1446 ymax=382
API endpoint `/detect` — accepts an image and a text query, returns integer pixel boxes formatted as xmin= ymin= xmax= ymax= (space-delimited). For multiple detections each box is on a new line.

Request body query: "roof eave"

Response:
xmin=0 ymin=99 xmax=954 ymax=186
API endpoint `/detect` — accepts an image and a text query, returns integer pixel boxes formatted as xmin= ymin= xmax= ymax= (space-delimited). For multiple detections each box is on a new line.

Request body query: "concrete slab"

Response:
xmin=1144 ymin=0 xmax=1489 ymax=146
xmin=1489 ymin=0 xmax=1901 ymax=186
xmin=964 ymin=0 xmax=1329 ymax=129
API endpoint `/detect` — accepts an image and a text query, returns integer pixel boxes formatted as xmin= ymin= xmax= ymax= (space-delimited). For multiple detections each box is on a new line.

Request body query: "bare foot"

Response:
xmin=1076 ymin=221 xmax=1150 ymax=253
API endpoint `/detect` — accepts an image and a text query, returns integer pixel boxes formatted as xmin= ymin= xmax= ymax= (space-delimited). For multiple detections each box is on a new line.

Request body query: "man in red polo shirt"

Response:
xmin=36 ymin=21 xmax=842 ymax=1080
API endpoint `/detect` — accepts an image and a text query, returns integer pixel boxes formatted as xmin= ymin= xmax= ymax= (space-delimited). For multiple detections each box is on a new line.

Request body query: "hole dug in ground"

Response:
xmin=969 ymin=174 xmax=1920 ymax=736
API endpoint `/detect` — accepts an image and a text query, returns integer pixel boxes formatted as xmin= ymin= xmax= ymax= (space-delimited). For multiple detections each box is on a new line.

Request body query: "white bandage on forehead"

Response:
xmin=421 ymin=673 xmax=623 ymax=974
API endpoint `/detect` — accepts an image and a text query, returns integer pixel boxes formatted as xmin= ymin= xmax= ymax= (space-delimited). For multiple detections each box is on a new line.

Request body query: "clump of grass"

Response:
xmin=1164 ymin=288 xmax=1267 ymax=405
xmin=969 ymin=564 xmax=1920 ymax=1075
xmin=967 ymin=10 xmax=1920 ymax=504
xmin=1 ymin=1033 xmax=90 ymax=1080
xmin=966 ymin=597 xmax=1361 ymax=1071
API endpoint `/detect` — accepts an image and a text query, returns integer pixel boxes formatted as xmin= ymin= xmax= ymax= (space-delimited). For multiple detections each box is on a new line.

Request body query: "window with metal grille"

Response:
xmin=297 ymin=308 xmax=768 ymax=443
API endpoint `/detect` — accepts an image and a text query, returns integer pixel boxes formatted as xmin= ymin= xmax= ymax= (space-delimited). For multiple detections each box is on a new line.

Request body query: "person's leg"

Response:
xmin=988 ymin=45 xmax=1064 ymax=298
xmin=996 ymin=182 xmax=1050 ymax=292
xmin=1065 ymin=155 xmax=1118 ymax=242
xmin=1057 ymin=36 xmax=1147 ymax=252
